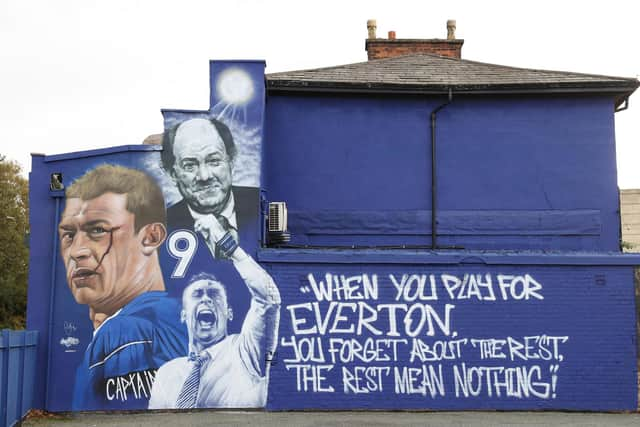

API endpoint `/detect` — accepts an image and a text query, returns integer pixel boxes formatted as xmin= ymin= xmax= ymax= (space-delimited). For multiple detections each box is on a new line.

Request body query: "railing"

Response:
xmin=0 ymin=330 xmax=38 ymax=427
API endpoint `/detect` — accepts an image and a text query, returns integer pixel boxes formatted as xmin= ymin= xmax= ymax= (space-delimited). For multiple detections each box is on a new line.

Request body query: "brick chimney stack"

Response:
xmin=365 ymin=20 xmax=464 ymax=60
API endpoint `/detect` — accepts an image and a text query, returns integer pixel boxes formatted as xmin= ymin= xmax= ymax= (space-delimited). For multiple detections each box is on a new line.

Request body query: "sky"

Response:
xmin=1 ymin=0 xmax=639 ymax=187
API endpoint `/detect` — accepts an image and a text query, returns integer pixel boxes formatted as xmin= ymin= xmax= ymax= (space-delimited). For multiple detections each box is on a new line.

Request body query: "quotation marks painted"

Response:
xmin=550 ymin=364 xmax=559 ymax=398
xmin=281 ymin=271 xmax=568 ymax=400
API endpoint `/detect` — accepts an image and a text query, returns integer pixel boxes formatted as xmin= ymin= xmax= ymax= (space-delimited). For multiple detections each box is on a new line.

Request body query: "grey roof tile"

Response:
xmin=266 ymin=54 xmax=638 ymax=97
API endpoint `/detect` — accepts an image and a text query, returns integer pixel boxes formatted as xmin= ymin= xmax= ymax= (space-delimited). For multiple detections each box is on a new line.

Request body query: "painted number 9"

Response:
xmin=167 ymin=230 xmax=198 ymax=278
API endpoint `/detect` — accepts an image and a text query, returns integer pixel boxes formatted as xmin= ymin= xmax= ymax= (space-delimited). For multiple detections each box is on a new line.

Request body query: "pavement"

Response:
xmin=21 ymin=410 xmax=640 ymax=427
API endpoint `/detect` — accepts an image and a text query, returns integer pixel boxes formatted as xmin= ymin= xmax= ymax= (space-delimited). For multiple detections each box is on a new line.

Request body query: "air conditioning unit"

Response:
xmin=267 ymin=202 xmax=290 ymax=245
xmin=268 ymin=202 xmax=287 ymax=232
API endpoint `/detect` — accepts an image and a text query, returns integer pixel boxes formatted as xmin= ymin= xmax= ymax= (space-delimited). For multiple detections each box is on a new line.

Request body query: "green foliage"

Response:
xmin=621 ymin=240 xmax=636 ymax=251
xmin=0 ymin=155 xmax=29 ymax=329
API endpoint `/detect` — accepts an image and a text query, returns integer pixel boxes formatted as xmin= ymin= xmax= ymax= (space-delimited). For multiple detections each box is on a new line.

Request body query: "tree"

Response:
xmin=0 ymin=155 xmax=29 ymax=329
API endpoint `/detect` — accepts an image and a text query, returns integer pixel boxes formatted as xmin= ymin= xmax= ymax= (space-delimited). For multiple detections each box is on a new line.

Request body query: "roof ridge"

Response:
xmin=266 ymin=53 xmax=638 ymax=102
xmin=268 ymin=53 xmax=637 ymax=83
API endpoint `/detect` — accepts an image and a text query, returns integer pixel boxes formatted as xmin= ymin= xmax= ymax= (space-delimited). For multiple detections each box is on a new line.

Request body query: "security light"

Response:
xmin=50 ymin=173 xmax=64 ymax=191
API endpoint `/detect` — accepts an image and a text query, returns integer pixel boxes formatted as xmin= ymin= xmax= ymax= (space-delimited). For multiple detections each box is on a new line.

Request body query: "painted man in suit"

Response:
xmin=161 ymin=117 xmax=256 ymax=256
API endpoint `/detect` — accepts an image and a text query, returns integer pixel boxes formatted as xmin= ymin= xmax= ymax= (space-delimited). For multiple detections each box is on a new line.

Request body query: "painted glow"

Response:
xmin=216 ymin=68 xmax=254 ymax=105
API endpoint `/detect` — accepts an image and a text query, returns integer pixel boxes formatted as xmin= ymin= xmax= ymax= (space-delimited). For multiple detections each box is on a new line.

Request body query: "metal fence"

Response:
xmin=0 ymin=330 xmax=38 ymax=427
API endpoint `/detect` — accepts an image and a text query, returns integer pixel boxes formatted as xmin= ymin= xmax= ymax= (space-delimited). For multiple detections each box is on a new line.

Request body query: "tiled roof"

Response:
xmin=266 ymin=54 xmax=639 ymax=98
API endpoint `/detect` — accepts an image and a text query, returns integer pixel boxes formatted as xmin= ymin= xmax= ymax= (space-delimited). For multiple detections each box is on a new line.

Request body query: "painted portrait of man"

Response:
xmin=58 ymin=164 xmax=187 ymax=410
xmin=161 ymin=117 xmax=258 ymax=257
xmin=149 ymin=215 xmax=280 ymax=409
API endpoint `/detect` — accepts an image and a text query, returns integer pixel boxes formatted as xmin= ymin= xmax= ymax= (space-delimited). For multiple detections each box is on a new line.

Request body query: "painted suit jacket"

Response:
xmin=160 ymin=186 xmax=261 ymax=332
xmin=166 ymin=186 xmax=259 ymax=234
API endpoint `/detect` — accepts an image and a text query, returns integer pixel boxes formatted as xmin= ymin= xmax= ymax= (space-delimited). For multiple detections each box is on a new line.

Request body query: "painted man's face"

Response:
xmin=58 ymin=193 xmax=146 ymax=316
xmin=171 ymin=119 xmax=233 ymax=215
xmin=181 ymin=279 xmax=232 ymax=348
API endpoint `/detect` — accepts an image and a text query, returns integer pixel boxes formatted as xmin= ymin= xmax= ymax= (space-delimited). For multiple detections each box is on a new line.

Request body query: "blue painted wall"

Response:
xmin=26 ymin=61 xmax=270 ymax=412
xmin=26 ymin=59 xmax=639 ymax=413
xmin=261 ymin=255 xmax=637 ymax=411
xmin=264 ymin=94 xmax=619 ymax=250
xmin=27 ymin=147 xmax=161 ymax=411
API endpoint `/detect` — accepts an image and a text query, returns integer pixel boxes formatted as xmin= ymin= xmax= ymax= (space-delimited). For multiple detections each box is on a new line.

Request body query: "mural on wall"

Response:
xmin=39 ymin=59 xmax=638 ymax=413
xmin=266 ymin=265 xmax=637 ymax=410
xmin=278 ymin=272 xmax=566 ymax=400
xmin=148 ymin=252 xmax=280 ymax=409
xmin=57 ymin=165 xmax=187 ymax=410
xmin=144 ymin=61 xmax=279 ymax=409
xmin=53 ymin=61 xmax=279 ymax=411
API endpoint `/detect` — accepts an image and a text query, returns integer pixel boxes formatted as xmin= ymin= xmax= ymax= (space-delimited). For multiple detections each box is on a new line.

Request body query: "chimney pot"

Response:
xmin=447 ymin=19 xmax=456 ymax=40
xmin=365 ymin=20 xmax=463 ymax=60
xmin=367 ymin=19 xmax=377 ymax=39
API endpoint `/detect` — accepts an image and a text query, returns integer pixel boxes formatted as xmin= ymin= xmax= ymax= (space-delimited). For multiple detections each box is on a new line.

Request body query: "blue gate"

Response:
xmin=0 ymin=330 xmax=38 ymax=427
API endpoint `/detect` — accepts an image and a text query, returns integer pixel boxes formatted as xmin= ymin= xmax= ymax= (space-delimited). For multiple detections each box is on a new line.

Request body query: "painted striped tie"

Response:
xmin=176 ymin=351 xmax=210 ymax=408
xmin=215 ymin=215 xmax=239 ymax=259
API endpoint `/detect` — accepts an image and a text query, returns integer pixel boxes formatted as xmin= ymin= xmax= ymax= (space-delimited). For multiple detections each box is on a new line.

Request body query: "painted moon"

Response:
xmin=216 ymin=68 xmax=254 ymax=105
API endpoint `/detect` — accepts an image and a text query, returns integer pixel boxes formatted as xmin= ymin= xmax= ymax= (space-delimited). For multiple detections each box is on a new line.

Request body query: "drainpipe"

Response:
xmin=430 ymin=89 xmax=453 ymax=249
xmin=45 ymin=194 xmax=63 ymax=410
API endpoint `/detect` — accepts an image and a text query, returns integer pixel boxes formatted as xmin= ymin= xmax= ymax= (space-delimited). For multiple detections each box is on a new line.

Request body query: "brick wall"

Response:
xmin=264 ymin=259 xmax=638 ymax=410
xmin=365 ymin=39 xmax=464 ymax=60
